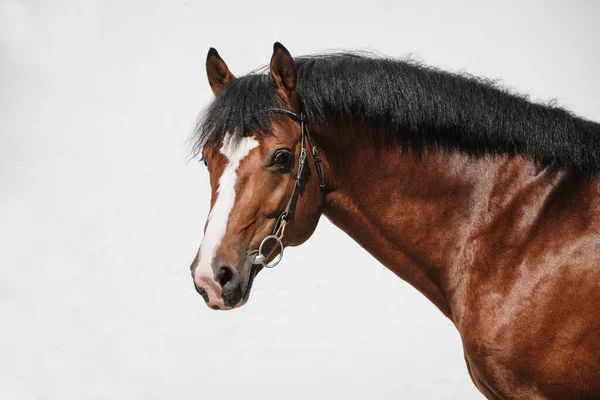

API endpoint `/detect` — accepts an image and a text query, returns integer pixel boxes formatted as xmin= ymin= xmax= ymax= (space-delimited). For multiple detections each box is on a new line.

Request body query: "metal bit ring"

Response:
xmin=255 ymin=235 xmax=284 ymax=269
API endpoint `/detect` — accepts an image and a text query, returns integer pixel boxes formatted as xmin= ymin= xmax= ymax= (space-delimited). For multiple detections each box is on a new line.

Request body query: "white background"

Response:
xmin=1 ymin=1 xmax=599 ymax=399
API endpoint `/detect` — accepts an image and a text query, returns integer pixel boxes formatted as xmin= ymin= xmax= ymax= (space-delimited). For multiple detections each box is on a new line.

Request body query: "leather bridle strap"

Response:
xmin=252 ymin=108 xmax=327 ymax=268
xmin=268 ymin=108 xmax=326 ymax=236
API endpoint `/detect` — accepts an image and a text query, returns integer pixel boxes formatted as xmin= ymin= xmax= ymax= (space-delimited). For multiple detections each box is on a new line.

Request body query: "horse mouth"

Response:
xmin=240 ymin=242 xmax=281 ymax=306
xmin=241 ymin=262 xmax=262 ymax=306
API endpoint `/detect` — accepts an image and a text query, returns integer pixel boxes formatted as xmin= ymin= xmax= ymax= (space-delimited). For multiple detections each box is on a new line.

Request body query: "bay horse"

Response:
xmin=189 ymin=42 xmax=600 ymax=399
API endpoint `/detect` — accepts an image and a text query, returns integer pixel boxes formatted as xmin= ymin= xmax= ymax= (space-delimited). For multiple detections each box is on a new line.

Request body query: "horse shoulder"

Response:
xmin=459 ymin=253 xmax=600 ymax=399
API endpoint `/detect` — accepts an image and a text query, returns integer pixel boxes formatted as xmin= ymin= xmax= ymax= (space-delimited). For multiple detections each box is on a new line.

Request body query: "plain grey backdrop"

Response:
xmin=1 ymin=1 xmax=599 ymax=399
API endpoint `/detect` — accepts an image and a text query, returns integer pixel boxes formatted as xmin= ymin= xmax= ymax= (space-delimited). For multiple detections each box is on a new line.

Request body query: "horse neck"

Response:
xmin=316 ymin=125 xmax=565 ymax=321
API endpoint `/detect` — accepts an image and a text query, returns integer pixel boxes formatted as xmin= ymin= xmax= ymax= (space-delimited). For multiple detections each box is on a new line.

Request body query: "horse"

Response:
xmin=189 ymin=42 xmax=600 ymax=399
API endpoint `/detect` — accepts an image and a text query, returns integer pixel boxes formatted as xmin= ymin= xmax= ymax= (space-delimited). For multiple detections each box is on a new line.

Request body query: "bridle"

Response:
xmin=253 ymin=108 xmax=326 ymax=268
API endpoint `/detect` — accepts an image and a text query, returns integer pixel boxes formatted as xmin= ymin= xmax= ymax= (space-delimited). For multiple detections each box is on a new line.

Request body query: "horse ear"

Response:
xmin=206 ymin=48 xmax=235 ymax=95
xmin=270 ymin=42 xmax=297 ymax=96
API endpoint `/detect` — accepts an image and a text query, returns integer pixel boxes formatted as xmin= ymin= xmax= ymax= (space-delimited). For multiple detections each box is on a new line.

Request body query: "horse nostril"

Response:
xmin=214 ymin=264 xmax=243 ymax=307
xmin=215 ymin=265 xmax=236 ymax=288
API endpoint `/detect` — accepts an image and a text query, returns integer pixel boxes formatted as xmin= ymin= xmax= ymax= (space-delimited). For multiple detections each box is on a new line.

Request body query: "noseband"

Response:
xmin=253 ymin=108 xmax=326 ymax=268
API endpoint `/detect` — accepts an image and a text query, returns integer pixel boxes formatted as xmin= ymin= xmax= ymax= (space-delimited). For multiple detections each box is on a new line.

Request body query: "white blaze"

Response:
xmin=195 ymin=135 xmax=259 ymax=294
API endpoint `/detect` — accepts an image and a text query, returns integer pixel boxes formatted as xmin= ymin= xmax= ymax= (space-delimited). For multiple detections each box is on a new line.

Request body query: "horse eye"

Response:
xmin=271 ymin=150 xmax=292 ymax=168
xmin=200 ymin=157 xmax=207 ymax=167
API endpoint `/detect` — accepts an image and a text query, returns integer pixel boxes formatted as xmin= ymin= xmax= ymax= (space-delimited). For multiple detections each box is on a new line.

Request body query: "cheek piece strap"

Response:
xmin=253 ymin=108 xmax=326 ymax=268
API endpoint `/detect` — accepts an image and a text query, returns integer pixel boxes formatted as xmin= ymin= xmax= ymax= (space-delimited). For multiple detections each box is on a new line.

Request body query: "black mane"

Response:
xmin=194 ymin=53 xmax=600 ymax=172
